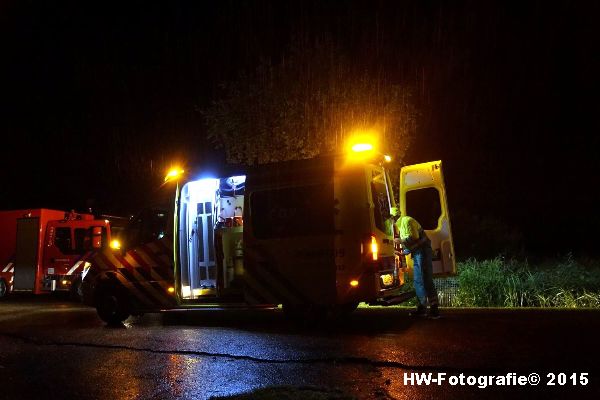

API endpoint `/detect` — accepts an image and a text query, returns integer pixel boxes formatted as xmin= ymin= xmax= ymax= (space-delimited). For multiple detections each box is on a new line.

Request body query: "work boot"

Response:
xmin=409 ymin=304 xmax=427 ymax=317
xmin=428 ymin=304 xmax=440 ymax=319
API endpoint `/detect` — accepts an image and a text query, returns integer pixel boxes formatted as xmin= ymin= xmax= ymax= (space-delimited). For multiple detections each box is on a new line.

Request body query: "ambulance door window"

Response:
xmin=405 ymin=188 xmax=442 ymax=230
xmin=126 ymin=209 xmax=168 ymax=247
xmin=371 ymin=176 xmax=392 ymax=235
xmin=141 ymin=209 xmax=167 ymax=243
xmin=54 ymin=227 xmax=73 ymax=254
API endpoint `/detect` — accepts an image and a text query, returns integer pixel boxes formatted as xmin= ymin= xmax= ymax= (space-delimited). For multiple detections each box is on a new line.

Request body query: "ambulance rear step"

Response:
xmin=370 ymin=290 xmax=416 ymax=306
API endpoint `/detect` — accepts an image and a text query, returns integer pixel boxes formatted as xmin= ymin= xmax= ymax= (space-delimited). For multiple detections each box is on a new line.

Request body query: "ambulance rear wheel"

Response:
xmin=282 ymin=304 xmax=327 ymax=325
xmin=96 ymin=288 xmax=130 ymax=325
xmin=336 ymin=302 xmax=359 ymax=316
xmin=0 ymin=279 xmax=7 ymax=299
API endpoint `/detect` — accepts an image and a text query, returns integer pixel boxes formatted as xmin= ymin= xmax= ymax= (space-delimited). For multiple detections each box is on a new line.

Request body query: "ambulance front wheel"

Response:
xmin=96 ymin=287 xmax=130 ymax=325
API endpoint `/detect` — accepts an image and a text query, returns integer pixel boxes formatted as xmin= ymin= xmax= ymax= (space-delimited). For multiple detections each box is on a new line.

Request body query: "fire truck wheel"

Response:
xmin=96 ymin=287 xmax=130 ymax=325
xmin=0 ymin=279 xmax=7 ymax=299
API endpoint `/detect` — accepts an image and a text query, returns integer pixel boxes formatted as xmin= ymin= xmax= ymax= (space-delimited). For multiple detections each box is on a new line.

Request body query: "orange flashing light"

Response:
xmin=164 ymin=168 xmax=185 ymax=182
xmin=371 ymin=235 xmax=378 ymax=261
xmin=351 ymin=143 xmax=374 ymax=153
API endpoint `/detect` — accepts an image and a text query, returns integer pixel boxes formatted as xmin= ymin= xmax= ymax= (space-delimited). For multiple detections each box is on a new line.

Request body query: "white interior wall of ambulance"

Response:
xmin=178 ymin=176 xmax=246 ymax=299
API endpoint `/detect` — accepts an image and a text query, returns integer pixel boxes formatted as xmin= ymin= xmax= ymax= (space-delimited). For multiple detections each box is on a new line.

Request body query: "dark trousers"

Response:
xmin=412 ymin=245 xmax=439 ymax=307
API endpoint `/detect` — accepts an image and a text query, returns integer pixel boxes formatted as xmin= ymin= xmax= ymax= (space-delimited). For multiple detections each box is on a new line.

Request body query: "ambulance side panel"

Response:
xmin=85 ymin=236 xmax=177 ymax=311
xmin=243 ymin=158 xmax=337 ymax=306
xmin=82 ymin=207 xmax=177 ymax=312
xmin=334 ymin=163 xmax=378 ymax=303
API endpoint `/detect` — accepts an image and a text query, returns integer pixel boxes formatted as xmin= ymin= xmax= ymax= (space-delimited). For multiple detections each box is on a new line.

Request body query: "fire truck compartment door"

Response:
xmin=14 ymin=218 xmax=40 ymax=290
xmin=400 ymin=160 xmax=456 ymax=276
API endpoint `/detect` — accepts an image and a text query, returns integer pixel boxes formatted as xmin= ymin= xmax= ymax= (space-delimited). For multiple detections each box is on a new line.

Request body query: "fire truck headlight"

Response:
xmin=167 ymin=287 xmax=175 ymax=294
xmin=350 ymin=280 xmax=359 ymax=288
xmin=61 ymin=280 xmax=69 ymax=286
xmin=110 ymin=240 xmax=121 ymax=250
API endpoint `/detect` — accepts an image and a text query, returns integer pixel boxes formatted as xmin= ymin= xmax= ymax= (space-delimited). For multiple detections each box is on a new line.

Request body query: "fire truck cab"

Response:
xmin=0 ymin=209 xmax=112 ymax=299
xmin=82 ymin=153 xmax=455 ymax=324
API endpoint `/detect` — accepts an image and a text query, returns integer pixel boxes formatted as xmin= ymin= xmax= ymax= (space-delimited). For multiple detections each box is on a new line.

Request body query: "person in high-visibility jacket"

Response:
xmin=395 ymin=213 xmax=440 ymax=318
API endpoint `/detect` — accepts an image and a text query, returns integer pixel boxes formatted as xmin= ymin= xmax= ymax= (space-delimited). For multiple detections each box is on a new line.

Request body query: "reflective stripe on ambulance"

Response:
xmin=91 ymin=238 xmax=177 ymax=308
xmin=242 ymin=246 xmax=312 ymax=306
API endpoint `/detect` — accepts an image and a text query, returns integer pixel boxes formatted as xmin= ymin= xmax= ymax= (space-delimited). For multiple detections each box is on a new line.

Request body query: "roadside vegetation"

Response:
xmin=445 ymin=255 xmax=600 ymax=308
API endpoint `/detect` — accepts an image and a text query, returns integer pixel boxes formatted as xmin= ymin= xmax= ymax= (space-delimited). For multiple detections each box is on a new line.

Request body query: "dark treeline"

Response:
xmin=0 ymin=1 xmax=597 ymax=256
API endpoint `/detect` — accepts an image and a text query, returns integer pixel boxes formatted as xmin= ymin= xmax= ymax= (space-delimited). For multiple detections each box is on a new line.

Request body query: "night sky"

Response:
xmin=1 ymin=1 xmax=598 ymax=257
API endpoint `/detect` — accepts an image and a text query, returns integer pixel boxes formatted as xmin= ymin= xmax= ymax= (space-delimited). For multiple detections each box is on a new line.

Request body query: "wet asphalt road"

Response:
xmin=0 ymin=295 xmax=599 ymax=399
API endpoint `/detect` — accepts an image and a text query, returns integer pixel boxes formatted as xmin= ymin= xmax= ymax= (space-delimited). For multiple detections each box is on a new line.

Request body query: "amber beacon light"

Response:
xmin=164 ymin=168 xmax=185 ymax=182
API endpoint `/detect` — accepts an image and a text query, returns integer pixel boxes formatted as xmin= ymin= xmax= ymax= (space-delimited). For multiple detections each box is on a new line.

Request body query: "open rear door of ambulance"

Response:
xmin=400 ymin=161 xmax=456 ymax=276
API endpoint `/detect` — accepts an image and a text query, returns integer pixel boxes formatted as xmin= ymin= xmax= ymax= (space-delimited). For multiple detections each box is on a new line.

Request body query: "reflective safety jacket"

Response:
xmin=396 ymin=216 xmax=429 ymax=251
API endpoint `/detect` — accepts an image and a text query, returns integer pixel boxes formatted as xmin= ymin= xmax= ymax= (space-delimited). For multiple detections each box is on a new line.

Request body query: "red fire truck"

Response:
xmin=0 ymin=209 xmax=113 ymax=299
xmin=81 ymin=143 xmax=456 ymax=324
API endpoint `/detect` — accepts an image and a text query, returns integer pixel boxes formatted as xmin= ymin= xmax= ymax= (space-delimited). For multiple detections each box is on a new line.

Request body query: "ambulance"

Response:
xmin=81 ymin=145 xmax=455 ymax=324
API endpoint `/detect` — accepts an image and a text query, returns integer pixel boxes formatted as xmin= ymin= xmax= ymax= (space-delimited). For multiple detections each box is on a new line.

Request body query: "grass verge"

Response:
xmin=451 ymin=255 xmax=600 ymax=308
